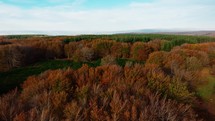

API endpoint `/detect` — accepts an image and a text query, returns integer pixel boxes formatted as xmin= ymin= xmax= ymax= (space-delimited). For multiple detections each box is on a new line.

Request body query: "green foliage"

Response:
xmin=161 ymin=39 xmax=189 ymax=51
xmin=112 ymin=35 xmax=151 ymax=42
xmin=161 ymin=36 xmax=213 ymax=51
xmin=168 ymin=78 xmax=194 ymax=102
xmin=62 ymin=34 xmax=215 ymax=45
xmin=5 ymin=35 xmax=46 ymax=39
xmin=197 ymin=76 xmax=215 ymax=100
xmin=63 ymin=35 xmax=109 ymax=43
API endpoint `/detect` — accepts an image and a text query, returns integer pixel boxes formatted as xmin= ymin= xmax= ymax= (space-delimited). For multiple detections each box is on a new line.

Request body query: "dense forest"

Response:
xmin=0 ymin=34 xmax=215 ymax=121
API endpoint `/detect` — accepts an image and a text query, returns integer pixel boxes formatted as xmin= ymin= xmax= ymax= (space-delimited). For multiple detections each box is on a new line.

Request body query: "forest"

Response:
xmin=0 ymin=34 xmax=215 ymax=121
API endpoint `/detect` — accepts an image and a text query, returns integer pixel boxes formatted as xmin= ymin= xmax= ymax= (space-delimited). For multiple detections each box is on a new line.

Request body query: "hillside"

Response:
xmin=161 ymin=31 xmax=215 ymax=37
xmin=132 ymin=30 xmax=215 ymax=37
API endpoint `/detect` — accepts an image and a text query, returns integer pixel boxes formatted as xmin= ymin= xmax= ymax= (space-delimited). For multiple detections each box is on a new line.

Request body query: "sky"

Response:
xmin=0 ymin=0 xmax=215 ymax=34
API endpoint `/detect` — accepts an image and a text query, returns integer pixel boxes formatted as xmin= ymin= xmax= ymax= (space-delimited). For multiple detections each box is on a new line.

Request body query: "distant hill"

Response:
xmin=161 ymin=31 xmax=215 ymax=37
xmin=132 ymin=29 xmax=215 ymax=37
xmin=1 ymin=30 xmax=215 ymax=37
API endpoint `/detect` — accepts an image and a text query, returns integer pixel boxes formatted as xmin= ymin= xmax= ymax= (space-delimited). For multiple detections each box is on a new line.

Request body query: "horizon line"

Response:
xmin=0 ymin=29 xmax=215 ymax=36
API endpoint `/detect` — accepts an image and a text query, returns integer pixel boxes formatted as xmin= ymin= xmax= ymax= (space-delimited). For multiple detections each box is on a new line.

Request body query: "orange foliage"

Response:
xmin=99 ymin=65 xmax=123 ymax=84
xmin=111 ymin=42 xmax=130 ymax=58
xmin=0 ymin=89 xmax=21 ymax=121
xmin=0 ymin=64 xmax=201 ymax=120
xmin=21 ymin=69 xmax=75 ymax=101
xmin=32 ymin=41 xmax=64 ymax=59
xmin=146 ymin=51 xmax=168 ymax=67
xmin=181 ymin=42 xmax=215 ymax=53
xmin=73 ymin=47 xmax=95 ymax=62
xmin=2 ymin=36 xmax=214 ymax=120
xmin=163 ymin=50 xmax=185 ymax=70
xmin=92 ymin=40 xmax=115 ymax=58
xmin=64 ymin=41 xmax=81 ymax=59
xmin=147 ymin=39 xmax=162 ymax=51
xmin=131 ymin=42 xmax=154 ymax=61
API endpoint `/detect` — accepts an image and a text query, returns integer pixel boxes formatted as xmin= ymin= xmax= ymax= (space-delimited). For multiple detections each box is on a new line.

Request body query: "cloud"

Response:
xmin=0 ymin=0 xmax=215 ymax=34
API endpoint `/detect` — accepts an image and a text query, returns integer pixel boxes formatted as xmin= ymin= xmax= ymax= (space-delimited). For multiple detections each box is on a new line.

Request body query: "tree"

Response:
xmin=92 ymin=40 xmax=115 ymax=58
xmin=73 ymin=47 xmax=95 ymax=62
xmin=131 ymin=42 xmax=154 ymax=61
xmin=101 ymin=55 xmax=117 ymax=66
xmin=111 ymin=42 xmax=130 ymax=58
xmin=0 ymin=45 xmax=23 ymax=71
xmin=146 ymin=51 xmax=168 ymax=67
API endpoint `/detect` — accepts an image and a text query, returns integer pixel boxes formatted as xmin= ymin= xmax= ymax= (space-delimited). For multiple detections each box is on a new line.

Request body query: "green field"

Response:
xmin=197 ymin=76 xmax=215 ymax=101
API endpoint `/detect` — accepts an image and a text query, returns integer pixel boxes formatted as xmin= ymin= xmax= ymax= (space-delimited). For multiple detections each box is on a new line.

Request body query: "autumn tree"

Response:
xmin=64 ymin=41 xmax=81 ymax=59
xmin=73 ymin=47 xmax=95 ymax=62
xmin=146 ymin=51 xmax=168 ymax=67
xmin=111 ymin=42 xmax=130 ymax=58
xmin=92 ymin=40 xmax=115 ymax=58
xmin=131 ymin=42 xmax=154 ymax=61
xmin=101 ymin=55 xmax=117 ymax=66
xmin=0 ymin=45 xmax=23 ymax=71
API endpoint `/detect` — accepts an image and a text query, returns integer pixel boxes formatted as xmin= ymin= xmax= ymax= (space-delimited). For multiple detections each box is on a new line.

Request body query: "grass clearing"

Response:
xmin=197 ymin=76 xmax=215 ymax=101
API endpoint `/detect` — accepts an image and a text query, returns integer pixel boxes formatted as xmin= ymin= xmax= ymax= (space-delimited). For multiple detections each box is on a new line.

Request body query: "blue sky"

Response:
xmin=0 ymin=0 xmax=215 ymax=34
xmin=1 ymin=0 xmax=153 ymax=9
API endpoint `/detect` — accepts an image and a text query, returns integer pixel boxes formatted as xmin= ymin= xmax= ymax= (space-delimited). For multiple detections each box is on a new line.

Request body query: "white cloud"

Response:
xmin=0 ymin=0 xmax=215 ymax=35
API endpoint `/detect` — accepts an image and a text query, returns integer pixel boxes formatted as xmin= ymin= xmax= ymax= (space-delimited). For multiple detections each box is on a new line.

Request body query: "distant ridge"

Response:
xmin=0 ymin=30 xmax=215 ymax=37
xmin=131 ymin=29 xmax=215 ymax=37
xmin=159 ymin=31 xmax=215 ymax=37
